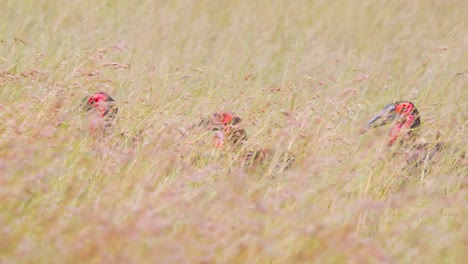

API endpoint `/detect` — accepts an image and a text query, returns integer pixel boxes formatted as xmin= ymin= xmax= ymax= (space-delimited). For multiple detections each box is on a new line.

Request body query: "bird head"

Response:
xmin=366 ymin=101 xmax=421 ymax=145
xmin=82 ymin=92 xmax=118 ymax=134
xmin=199 ymin=111 xmax=245 ymax=148
xmin=84 ymin=92 xmax=117 ymax=118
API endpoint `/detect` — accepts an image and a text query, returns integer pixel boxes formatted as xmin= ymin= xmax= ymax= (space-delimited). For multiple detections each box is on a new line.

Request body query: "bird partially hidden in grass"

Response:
xmin=198 ymin=111 xmax=295 ymax=171
xmin=198 ymin=111 xmax=244 ymax=148
xmin=81 ymin=92 xmax=146 ymax=146
xmin=81 ymin=92 xmax=118 ymax=135
xmin=365 ymin=101 xmax=465 ymax=174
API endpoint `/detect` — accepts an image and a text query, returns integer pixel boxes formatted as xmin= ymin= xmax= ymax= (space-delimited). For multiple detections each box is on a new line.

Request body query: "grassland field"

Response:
xmin=0 ymin=0 xmax=467 ymax=263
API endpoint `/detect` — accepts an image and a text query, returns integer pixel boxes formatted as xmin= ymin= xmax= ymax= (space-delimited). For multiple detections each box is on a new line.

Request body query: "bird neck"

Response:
xmin=213 ymin=127 xmax=247 ymax=150
xmin=389 ymin=109 xmax=421 ymax=146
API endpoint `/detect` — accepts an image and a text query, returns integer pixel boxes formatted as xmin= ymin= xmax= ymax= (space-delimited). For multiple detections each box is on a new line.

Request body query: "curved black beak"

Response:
xmin=366 ymin=103 xmax=398 ymax=130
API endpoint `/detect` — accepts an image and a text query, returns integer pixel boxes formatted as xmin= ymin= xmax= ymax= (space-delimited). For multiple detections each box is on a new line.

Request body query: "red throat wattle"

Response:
xmin=213 ymin=112 xmax=238 ymax=148
xmin=388 ymin=102 xmax=416 ymax=145
xmin=214 ymin=131 xmax=225 ymax=148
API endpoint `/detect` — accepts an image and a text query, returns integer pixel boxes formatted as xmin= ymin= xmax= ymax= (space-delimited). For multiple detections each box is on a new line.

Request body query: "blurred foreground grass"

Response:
xmin=0 ymin=0 xmax=467 ymax=263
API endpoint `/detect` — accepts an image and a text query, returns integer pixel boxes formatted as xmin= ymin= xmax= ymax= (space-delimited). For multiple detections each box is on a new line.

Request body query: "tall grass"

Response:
xmin=1 ymin=0 xmax=467 ymax=262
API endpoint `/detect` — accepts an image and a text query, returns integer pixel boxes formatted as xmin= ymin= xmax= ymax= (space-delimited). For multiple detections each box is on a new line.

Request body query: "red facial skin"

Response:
xmin=213 ymin=112 xmax=238 ymax=148
xmin=85 ymin=92 xmax=116 ymax=134
xmin=87 ymin=92 xmax=111 ymax=118
xmin=219 ymin=112 xmax=235 ymax=125
xmin=389 ymin=102 xmax=416 ymax=146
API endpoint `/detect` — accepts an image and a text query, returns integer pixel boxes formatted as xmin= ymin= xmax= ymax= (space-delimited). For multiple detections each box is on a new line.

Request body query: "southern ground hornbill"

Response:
xmin=198 ymin=111 xmax=244 ymax=148
xmin=198 ymin=111 xmax=295 ymax=170
xmin=366 ymin=101 xmax=421 ymax=146
xmin=365 ymin=101 xmax=465 ymax=171
xmin=82 ymin=92 xmax=118 ymax=135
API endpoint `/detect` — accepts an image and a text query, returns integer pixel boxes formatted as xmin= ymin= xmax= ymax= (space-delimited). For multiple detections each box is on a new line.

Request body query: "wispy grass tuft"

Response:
xmin=1 ymin=0 xmax=467 ymax=262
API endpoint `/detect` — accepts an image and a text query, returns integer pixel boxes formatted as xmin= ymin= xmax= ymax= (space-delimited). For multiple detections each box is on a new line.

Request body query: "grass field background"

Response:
xmin=1 ymin=0 xmax=467 ymax=263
